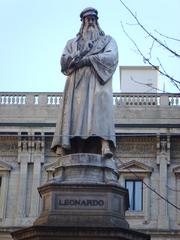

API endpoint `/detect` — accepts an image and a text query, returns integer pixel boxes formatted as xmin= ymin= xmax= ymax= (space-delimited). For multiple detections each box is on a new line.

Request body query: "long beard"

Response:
xmin=82 ymin=25 xmax=100 ymax=42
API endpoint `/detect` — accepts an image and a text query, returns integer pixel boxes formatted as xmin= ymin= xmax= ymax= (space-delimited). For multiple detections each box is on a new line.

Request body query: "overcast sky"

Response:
xmin=0 ymin=0 xmax=180 ymax=93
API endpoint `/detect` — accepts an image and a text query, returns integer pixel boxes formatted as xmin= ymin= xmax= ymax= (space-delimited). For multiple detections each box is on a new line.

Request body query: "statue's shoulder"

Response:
xmin=101 ymin=34 xmax=111 ymax=41
xmin=103 ymin=35 xmax=118 ymax=50
xmin=99 ymin=35 xmax=115 ymax=47
xmin=104 ymin=34 xmax=112 ymax=40
xmin=105 ymin=35 xmax=117 ymax=43
xmin=66 ymin=37 xmax=77 ymax=46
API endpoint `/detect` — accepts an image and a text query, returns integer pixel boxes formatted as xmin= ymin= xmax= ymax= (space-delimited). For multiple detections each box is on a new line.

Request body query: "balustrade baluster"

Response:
xmin=19 ymin=96 xmax=22 ymax=104
xmin=135 ymin=96 xmax=137 ymax=105
xmin=149 ymin=96 xmax=152 ymax=105
xmin=0 ymin=95 xmax=4 ymax=104
xmin=47 ymin=96 xmax=50 ymax=104
xmin=54 ymin=96 xmax=57 ymax=105
xmin=56 ymin=96 xmax=60 ymax=105
xmin=115 ymin=96 xmax=119 ymax=105
xmin=50 ymin=96 xmax=53 ymax=105
xmin=136 ymin=96 xmax=139 ymax=105
xmin=53 ymin=96 xmax=55 ymax=104
xmin=5 ymin=96 xmax=8 ymax=104
xmin=9 ymin=96 xmax=12 ymax=104
xmin=127 ymin=96 xmax=129 ymax=105
xmin=12 ymin=96 xmax=16 ymax=104
xmin=130 ymin=96 xmax=132 ymax=105
xmin=131 ymin=96 xmax=134 ymax=105
xmin=8 ymin=96 xmax=11 ymax=104
xmin=175 ymin=96 xmax=179 ymax=106
xmin=148 ymin=96 xmax=151 ymax=105
xmin=4 ymin=96 xmax=7 ymax=104
xmin=171 ymin=97 xmax=174 ymax=106
xmin=23 ymin=96 xmax=27 ymax=104
xmin=143 ymin=96 xmax=146 ymax=105
xmin=18 ymin=96 xmax=22 ymax=104
xmin=16 ymin=96 xmax=19 ymax=104
xmin=154 ymin=96 xmax=157 ymax=105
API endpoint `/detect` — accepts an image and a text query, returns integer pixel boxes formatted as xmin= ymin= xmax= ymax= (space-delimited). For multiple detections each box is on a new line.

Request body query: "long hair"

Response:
xmin=76 ymin=20 xmax=105 ymax=39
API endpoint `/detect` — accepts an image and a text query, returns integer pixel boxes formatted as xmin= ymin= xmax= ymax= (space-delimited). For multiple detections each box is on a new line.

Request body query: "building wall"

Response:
xmin=120 ymin=66 xmax=159 ymax=93
xmin=0 ymin=92 xmax=180 ymax=239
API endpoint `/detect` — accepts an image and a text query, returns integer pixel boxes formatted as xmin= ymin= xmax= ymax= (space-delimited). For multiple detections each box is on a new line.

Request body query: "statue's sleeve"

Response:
xmin=89 ymin=37 xmax=118 ymax=84
xmin=60 ymin=39 xmax=75 ymax=76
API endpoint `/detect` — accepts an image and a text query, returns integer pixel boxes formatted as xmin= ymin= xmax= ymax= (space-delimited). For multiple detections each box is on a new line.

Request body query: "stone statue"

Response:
xmin=51 ymin=7 xmax=118 ymax=158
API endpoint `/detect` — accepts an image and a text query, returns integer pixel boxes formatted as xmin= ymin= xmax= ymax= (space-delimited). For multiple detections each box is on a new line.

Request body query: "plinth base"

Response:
xmin=34 ymin=182 xmax=129 ymax=228
xmin=11 ymin=154 xmax=150 ymax=240
xmin=34 ymin=154 xmax=129 ymax=228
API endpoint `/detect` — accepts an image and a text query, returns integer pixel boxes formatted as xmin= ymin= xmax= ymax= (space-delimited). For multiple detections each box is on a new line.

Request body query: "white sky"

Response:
xmin=0 ymin=0 xmax=180 ymax=93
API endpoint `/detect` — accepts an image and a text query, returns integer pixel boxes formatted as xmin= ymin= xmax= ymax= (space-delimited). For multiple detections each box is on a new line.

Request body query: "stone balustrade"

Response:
xmin=0 ymin=92 xmax=179 ymax=106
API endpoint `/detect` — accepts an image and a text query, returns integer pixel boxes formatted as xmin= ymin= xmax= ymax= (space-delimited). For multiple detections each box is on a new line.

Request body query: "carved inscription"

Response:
xmin=59 ymin=199 xmax=104 ymax=207
xmin=55 ymin=195 xmax=106 ymax=209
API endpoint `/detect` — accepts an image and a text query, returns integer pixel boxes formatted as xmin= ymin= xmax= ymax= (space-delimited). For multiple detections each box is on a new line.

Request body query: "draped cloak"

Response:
xmin=51 ymin=34 xmax=118 ymax=151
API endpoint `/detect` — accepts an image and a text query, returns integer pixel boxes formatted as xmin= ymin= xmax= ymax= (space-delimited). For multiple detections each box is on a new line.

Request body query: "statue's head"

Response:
xmin=77 ymin=7 xmax=104 ymax=39
xmin=80 ymin=7 xmax=98 ymax=21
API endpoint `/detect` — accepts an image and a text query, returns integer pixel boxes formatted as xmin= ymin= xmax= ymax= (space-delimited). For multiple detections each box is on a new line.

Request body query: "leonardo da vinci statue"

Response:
xmin=51 ymin=7 xmax=118 ymax=158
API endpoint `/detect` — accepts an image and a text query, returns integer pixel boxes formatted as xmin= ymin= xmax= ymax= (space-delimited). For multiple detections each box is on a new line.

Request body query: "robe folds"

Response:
xmin=51 ymin=34 xmax=118 ymax=151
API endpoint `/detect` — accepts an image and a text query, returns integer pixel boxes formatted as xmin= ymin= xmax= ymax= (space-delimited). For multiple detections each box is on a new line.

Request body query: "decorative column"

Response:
xmin=173 ymin=166 xmax=180 ymax=225
xmin=156 ymin=135 xmax=170 ymax=229
xmin=176 ymin=176 xmax=180 ymax=225
xmin=143 ymin=175 xmax=151 ymax=224
xmin=29 ymin=134 xmax=44 ymax=218
xmin=16 ymin=134 xmax=31 ymax=223
xmin=0 ymin=163 xmax=11 ymax=220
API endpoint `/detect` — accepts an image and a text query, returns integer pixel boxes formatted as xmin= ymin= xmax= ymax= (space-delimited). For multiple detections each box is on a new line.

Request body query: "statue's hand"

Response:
xmin=67 ymin=56 xmax=91 ymax=73
xmin=76 ymin=57 xmax=91 ymax=69
xmin=68 ymin=55 xmax=81 ymax=69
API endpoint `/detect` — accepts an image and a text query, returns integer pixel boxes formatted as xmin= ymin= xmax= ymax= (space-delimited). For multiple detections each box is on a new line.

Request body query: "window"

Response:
xmin=125 ymin=180 xmax=143 ymax=211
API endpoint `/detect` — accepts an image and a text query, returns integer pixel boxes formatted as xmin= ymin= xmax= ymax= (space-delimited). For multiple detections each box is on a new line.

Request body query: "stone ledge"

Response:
xmin=11 ymin=225 xmax=151 ymax=240
xmin=45 ymin=154 xmax=119 ymax=183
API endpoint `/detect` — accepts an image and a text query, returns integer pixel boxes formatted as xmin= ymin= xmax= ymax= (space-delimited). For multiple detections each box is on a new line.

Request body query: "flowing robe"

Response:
xmin=51 ymin=34 xmax=118 ymax=151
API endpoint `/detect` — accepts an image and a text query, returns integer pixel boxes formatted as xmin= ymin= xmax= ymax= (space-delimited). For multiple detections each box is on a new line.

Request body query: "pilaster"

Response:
xmin=29 ymin=135 xmax=44 ymax=217
xmin=157 ymin=135 xmax=170 ymax=229
xmin=143 ymin=176 xmax=151 ymax=224
xmin=0 ymin=162 xmax=11 ymax=220
xmin=177 ymin=177 xmax=180 ymax=225
xmin=173 ymin=166 xmax=180 ymax=225
xmin=16 ymin=133 xmax=31 ymax=223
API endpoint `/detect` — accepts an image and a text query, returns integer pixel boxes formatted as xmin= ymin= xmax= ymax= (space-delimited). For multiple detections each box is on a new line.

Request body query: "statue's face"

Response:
xmin=83 ymin=15 xmax=97 ymax=28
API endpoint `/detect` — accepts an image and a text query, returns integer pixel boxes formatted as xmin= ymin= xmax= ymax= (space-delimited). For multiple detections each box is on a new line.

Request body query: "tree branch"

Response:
xmin=121 ymin=22 xmax=180 ymax=90
xmin=130 ymin=76 xmax=168 ymax=93
xmin=154 ymin=29 xmax=180 ymax=42
xmin=119 ymin=0 xmax=180 ymax=57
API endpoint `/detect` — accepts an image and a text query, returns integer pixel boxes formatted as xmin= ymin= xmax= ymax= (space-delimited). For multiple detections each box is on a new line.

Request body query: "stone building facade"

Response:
xmin=0 ymin=92 xmax=180 ymax=239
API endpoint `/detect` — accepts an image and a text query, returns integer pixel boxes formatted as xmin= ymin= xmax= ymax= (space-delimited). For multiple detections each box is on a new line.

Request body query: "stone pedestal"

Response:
xmin=12 ymin=154 xmax=150 ymax=240
xmin=34 ymin=182 xmax=129 ymax=228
